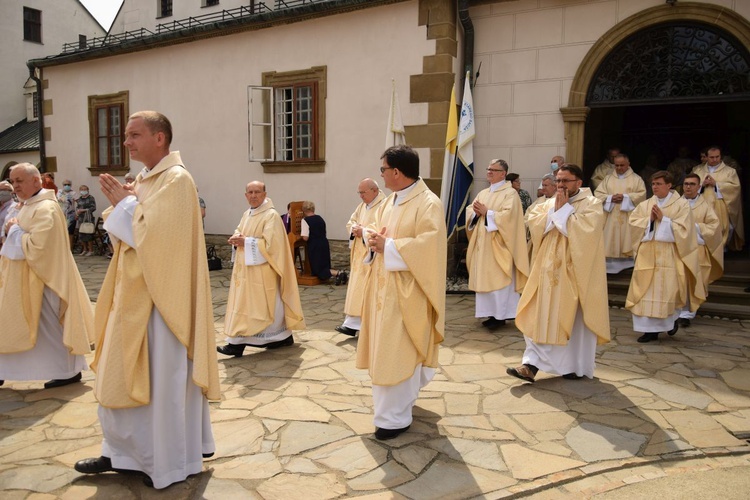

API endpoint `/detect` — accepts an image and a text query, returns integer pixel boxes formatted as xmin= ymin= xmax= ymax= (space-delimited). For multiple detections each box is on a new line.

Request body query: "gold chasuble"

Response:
xmin=525 ymin=196 xmax=551 ymax=261
xmin=224 ymin=198 xmax=305 ymax=336
xmin=692 ymin=162 xmax=744 ymax=250
xmin=357 ymin=179 xmax=446 ymax=386
xmin=686 ymin=195 xmax=724 ymax=287
xmin=0 ymin=190 xmax=93 ymax=355
xmin=626 ymin=192 xmax=706 ymax=318
xmin=344 ymin=192 xmax=386 ymax=317
xmin=594 ymin=168 xmax=646 ymax=259
xmin=92 ymin=152 xmax=220 ymax=408
xmin=590 ymin=160 xmax=615 ymax=191
xmin=516 ymin=189 xmax=611 ymax=346
xmin=465 ymin=182 xmax=529 ymax=293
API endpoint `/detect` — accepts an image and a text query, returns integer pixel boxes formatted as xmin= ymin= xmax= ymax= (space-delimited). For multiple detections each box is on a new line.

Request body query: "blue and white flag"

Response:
xmin=445 ymin=72 xmax=475 ymax=238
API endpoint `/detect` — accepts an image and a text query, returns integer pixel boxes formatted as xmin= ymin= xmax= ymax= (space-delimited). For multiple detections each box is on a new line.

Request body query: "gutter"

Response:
xmin=458 ymin=0 xmax=474 ymax=89
xmin=26 ymin=62 xmax=46 ymax=171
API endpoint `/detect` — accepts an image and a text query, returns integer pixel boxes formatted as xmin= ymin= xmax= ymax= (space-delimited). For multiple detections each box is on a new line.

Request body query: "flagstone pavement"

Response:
xmin=2 ymin=255 xmax=750 ymax=499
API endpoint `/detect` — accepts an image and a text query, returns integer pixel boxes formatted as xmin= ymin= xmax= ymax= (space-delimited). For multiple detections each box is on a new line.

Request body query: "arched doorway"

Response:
xmin=2 ymin=161 xmax=18 ymax=180
xmin=562 ymin=2 xmax=750 ymax=253
xmin=583 ymin=21 xmax=750 ymax=181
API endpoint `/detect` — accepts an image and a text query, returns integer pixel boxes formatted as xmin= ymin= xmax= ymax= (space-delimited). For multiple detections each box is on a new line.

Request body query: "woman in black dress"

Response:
xmin=301 ymin=201 xmax=345 ymax=282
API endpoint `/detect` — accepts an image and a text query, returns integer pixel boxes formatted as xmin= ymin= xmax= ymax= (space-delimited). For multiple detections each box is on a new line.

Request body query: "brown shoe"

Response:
xmin=506 ymin=365 xmax=535 ymax=383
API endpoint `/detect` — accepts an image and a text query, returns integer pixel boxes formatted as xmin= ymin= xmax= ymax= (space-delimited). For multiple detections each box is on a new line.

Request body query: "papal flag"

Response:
xmin=440 ymin=84 xmax=458 ymax=218
xmin=385 ymin=79 xmax=406 ymax=148
xmin=445 ymin=72 xmax=475 ymax=238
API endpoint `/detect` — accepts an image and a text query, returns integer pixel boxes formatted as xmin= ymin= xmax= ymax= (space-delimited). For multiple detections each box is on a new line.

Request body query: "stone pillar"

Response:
xmin=560 ymin=106 xmax=590 ymax=167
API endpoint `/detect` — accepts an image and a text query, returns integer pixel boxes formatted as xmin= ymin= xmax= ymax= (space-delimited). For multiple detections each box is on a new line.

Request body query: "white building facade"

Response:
xmin=30 ymin=0 xmax=750 ymax=240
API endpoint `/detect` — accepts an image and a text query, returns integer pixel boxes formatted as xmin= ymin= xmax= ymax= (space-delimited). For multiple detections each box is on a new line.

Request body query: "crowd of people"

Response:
xmin=0 ymin=106 xmax=745 ymax=490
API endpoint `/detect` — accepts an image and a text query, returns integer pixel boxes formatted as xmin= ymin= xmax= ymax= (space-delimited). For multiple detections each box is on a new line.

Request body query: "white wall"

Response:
xmin=44 ymin=1 xmax=432 ymax=239
xmin=0 ymin=0 xmax=104 ymax=131
xmin=468 ymin=0 xmax=749 ymax=196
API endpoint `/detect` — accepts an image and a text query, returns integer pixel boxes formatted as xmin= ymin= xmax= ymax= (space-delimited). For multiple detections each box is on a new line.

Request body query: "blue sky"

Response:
xmin=80 ymin=0 xmax=123 ymax=31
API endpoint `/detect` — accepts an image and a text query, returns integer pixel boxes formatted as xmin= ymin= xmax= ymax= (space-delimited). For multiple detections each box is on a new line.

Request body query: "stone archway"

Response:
xmin=2 ymin=161 xmax=18 ymax=180
xmin=561 ymin=2 xmax=750 ymax=166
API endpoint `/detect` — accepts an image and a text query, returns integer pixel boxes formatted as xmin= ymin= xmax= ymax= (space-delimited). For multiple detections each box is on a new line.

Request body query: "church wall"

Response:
xmin=470 ymin=0 xmax=749 ymax=196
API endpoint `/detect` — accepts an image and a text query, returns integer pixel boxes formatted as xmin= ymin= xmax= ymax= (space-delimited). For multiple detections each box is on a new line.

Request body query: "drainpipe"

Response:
xmin=26 ymin=61 xmax=46 ymax=171
xmin=458 ymin=0 xmax=474 ymax=89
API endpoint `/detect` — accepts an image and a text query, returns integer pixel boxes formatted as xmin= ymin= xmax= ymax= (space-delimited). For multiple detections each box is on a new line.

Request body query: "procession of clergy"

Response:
xmin=0 ymin=106 xmax=742 ymax=489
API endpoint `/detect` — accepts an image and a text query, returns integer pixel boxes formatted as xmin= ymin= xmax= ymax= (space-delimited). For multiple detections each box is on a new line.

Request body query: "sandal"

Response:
xmin=506 ymin=365 xmax=535 ymax=383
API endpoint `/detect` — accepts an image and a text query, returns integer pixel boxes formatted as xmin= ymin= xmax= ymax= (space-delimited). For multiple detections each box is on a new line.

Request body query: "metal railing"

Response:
xmin=59 ymin=0 xmax=332 ymax=55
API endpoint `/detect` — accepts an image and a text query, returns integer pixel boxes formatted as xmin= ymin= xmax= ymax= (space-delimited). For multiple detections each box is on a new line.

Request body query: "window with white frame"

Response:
xmin=248 ymin=66 xmax=326 ymax=173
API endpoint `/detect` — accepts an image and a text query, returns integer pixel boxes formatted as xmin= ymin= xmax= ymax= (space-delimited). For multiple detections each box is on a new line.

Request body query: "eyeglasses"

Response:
xmin=486 ymin=168 xmax=504 ymax=172
xmin=683 ymin=182 xmax=699 ymax=186
xmin=63 ymin=184 xmax=71 ymax=187
xmin=380 ymin=167 xmax=394 ymax=173
xmin=555 ymin=179 xmax=577 ymax=184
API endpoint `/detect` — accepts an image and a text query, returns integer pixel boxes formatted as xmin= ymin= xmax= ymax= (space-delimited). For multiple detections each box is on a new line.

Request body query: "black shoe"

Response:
xmin=264 ymin=335 xmax=294 ymax=349
xmin=562 ymin=373 xmax=582 ymax=380
xmin=75 ymin=456 xmax=113 ymax=474
xmin=374 ymin=425 xmax=410 ymax=441
xmin=335 ymin=326 xmax=358 ymax=337
xmin=143 ymin=475 xmax=154 ymax=488
xmin=44 ymin=372 xmax=82 ymax=389
xmin=339 ymin=271 xmax=348 ymax=285
xmin=0 ymin=380 xmax=4 ymax=386
xmin=203 ymin=452 xmax=215 ymax=458
xmin=667 ymin=321 xmax=679 ymax=336
xmin=637 ymin=332 xmax=659 ymax=343
xmin=676 ymin=318 xmax=690 ymax=328
xmin=481 ymin=317 xmax=506 ymax=330
xmin=217 ymin=343 xmax=246 ymax=357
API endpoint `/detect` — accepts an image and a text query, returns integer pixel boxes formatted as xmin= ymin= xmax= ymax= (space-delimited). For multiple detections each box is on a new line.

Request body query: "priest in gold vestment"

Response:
xmin=626 ymin=170 xmax=706 ymax=343
xmin=692 ymin=146 xmax=744 ymax=251
xmin=594 ymin=154 xmax=647 ymax=274
xmin=335 ymin=178 xmax=385 ymax=337
xmin=589 ymin=147 xmax=620 ymax=191
xmin=0 ymin=163 xmax=92 ymax=389
xmin=75 ymin=112 xmax=220 ymax=489
xmin=217 ymin=181 xmax=305 ymax=355
xmin=677 ymin=173 xmax=723 ymax=327
xmin=465 ymin=159 xmax=529 ymax=330
xmin=526 ymin=173 xmax=556 ymax=261
xmin=507 ymin=165 xmax=610 ymax=383
xmin=358 ymin=145 xmax=445 ymax=440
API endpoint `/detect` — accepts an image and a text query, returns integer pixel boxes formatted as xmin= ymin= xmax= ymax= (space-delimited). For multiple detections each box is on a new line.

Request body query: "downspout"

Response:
xmin=458 ymin=0 xmax=474 ymax=88
xmin=27 ymin=61 xmax=46 ymax=171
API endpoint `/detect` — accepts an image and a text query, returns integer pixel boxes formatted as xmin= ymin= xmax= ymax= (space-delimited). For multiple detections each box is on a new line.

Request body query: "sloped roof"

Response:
xmin=0 ymin=119 xmax=40 ymax=153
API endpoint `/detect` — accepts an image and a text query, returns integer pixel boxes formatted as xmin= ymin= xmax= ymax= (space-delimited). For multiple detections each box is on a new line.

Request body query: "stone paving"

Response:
xmin=1 ymin=255 xmax=750 ymax=499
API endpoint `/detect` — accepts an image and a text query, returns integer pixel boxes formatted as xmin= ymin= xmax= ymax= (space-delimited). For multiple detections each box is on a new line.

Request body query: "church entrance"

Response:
xmin=581 ymin=20 xmax=750 ymax=255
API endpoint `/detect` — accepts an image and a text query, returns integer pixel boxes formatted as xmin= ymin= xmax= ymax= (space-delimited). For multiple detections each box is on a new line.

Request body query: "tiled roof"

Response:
xmin=0 ymin=119 xmax=40 ymax=153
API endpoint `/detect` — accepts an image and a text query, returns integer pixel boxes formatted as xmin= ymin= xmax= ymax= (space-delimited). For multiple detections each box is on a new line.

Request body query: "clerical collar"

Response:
xmin=617 ymin=170 xmax=628 ymax=179
xmin=393 ymin=179 xmax=419 ymax=205
xmin=684 ymin=195 xmax=698 ymax=207
xmin=249 ymin=198 xmax=268 ymax=215
xmin=489 ymin=180 xmax=506 ymax=192
xmin=708 ymin=164 xmax=720 ymax=173
xmin=366 ymin=193 xmax=381 ymax=209
xmin=139 ymin=166 xmax=152 ymax=179
xmin=656 ymin=192 xmax=672 ymax=206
